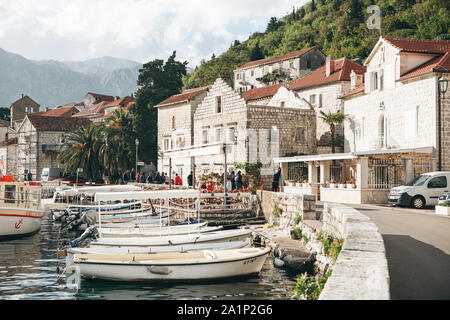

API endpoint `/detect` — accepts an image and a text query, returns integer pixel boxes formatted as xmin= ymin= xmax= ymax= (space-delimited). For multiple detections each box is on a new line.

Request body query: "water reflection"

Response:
xmin=0 ymin=215 xmax=297 ymax=300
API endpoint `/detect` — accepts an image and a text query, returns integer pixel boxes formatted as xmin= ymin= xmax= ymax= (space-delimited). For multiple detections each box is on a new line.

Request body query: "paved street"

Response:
xmin=345 ymin=204 xmax=450 ymax=300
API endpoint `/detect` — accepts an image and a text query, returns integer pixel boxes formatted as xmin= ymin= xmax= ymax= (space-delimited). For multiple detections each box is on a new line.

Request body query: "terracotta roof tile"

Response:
xmin=382 ymin=36 xmax=450 ymax=54
xmin=339 ymin=84 xmax=365 ymax=98
xmin=242 ymin=83 xmax=283 ymax=102
xmin=87 ymin=92 xmax=115 ymax=101
xmin=156 ymin=86 xmax=211 ymax=107
xmin=73 ymin=101 xmax=110 ymax=117
xmin=26 ymin=115 xmax=91 ymax=132
xmin=41 ymin=105 xmax=79 ymax=117
xmin=400 ymin=52 xmax=450 ymax=80
xmin=243 ymin=58 xmax=366 ymax=101
xmin=235 ymin=47 xmax=316 ymax=71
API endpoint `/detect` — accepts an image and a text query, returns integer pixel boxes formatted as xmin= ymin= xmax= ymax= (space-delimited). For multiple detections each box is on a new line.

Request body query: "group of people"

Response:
xmin=224 ymin=170 xmax=243 ymax=191
xmin=121 ymin=168 xmax=194 ymax=187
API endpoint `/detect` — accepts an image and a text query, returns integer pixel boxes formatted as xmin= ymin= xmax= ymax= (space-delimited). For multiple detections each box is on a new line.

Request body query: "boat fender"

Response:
xmin=147 ymin=266 xmax=172 ymax=275
xmin=203 ymin=250 xmax=217 ymax=260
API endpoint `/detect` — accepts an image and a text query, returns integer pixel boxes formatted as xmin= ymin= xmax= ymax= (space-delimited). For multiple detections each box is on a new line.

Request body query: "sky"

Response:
xmin=0 ymin=0 xmax=308 ymax=68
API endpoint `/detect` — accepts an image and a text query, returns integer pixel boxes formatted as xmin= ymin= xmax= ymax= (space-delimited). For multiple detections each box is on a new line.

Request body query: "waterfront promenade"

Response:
xmin=341 ymin=203 xmax=450 ymax=300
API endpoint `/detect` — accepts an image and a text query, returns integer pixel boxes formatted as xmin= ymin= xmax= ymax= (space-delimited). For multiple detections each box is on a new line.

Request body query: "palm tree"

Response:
xmin=57 ymin=123 xmax=103 ymax=182
xmin=319 ymin=110 xmax=348 ymax=153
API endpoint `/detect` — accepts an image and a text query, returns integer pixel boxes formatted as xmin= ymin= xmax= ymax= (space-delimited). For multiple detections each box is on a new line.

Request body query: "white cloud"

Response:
xmin=0 ymin=0 xmax=308 ymax=65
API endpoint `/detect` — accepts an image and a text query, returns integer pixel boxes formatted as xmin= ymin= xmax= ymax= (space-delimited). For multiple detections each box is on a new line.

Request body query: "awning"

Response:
xmin=274 ymin=153 xmax=358 ymax=164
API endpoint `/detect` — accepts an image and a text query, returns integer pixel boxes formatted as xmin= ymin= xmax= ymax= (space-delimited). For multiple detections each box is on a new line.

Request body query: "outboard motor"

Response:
xmin=67 ymin=226 xmax=99 ymax=248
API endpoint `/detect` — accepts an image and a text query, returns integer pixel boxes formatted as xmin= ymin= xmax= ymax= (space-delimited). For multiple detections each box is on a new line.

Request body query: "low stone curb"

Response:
xmin=318 ymin=203 xmax=390 ymax=300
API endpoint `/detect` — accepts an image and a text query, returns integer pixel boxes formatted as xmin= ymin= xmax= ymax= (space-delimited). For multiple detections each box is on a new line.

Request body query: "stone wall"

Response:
xmin=440 ymin=86 xmax=450 ymax=171
xmin=318 ymin=202 xmax=390 ymax=300
xmin=256 ymin=190 xmax=316 ymax=228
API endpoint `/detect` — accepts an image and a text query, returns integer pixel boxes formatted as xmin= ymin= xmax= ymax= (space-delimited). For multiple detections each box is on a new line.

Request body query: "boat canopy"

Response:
xmin=95 ymin=189 xmax=200 ymax=202
xmin=59 ymin=185 xmax=143 ymax=196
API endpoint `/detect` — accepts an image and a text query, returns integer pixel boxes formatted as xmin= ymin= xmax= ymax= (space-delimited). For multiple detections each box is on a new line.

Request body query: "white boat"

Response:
xmin=70 ymin=247 xmax=271 ymax=282
xmin=90 ymin=228 xmax=253 ymax=247
xmin=65 ymin=239 xmax=251 ymax=266
xmin=99 ymin=223 xmax=223 ymax=238
xmin=0 ymin=181 xmax=46 ymax=240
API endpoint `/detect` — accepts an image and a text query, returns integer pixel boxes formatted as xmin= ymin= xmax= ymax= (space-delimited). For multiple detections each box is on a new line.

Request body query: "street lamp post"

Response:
xmin=438 ymin=74 xmax=448 ymax=171
xmin=135 ymin=138 xmax=139 ymax=180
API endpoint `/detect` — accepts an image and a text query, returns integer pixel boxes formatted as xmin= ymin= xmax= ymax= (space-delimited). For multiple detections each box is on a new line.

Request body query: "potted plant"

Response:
xmin=346 ymin=180 xmax=356 ymax=189
xmin=338 ymin=182 xmax=346 ymax=188
xmin=329 ymin=179 xmax=337 ymax=188
xmin=296 ymin=180 xmax=302 ymax=187
xmin=436 ymin=203 xmax=450 ymax=216
xmin=287 ymin=180 xmax=295 ymax=187
xmin=302 ymin=179 xmax=310 ymax=188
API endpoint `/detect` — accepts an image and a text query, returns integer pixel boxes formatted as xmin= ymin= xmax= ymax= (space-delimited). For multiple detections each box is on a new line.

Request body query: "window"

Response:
xmin=269 ymin=126 xmax=278 ymax=142
xmin=373 ymin=72 xmax=379 ymax=91
xmin=310 ymin=94 xmax=316 ymax=107
xmin=355 ymin=121 xmax=361 ymax=141
xmin=280 ymin=101 xmax=285 ymax=108
xmin=163 ymin=138 xmax=170 ymax=151
xmin=215 ymin=96 xmax=222 ymax=113
xmin=172 ymin=116 xmax=175 ymax=130
xmin=378 ymin=114 xmax=387 ymax=148
xmin=236 ymin=73 xmax=240 ymax=80
xmin=202 ymin=129 xmax=209 ymax=144
xmin=176 ymin=135 xmax=185 ymax=148
xmin=215 ymin=127 xmax=222 ymax=142
xmin=251 ymin=70 xmax=254 ymax=77
xmin=295 ymin=127 xmax=305 ymax=143
xmin=427 ymin=176 xmax=447 ymax=189
xmin=228 ymin=127 xmax=236 ymax=142
xmin=307 ymin=60 xmax=311 ymax=69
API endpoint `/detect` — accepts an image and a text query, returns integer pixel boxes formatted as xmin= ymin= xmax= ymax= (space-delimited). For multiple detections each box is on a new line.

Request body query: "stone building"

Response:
xmin=233 ymin=47 xmax=326 ymax=93
xmin=14 ymin=115 xmax=91 ymax=180
xmin=0 ymin=137 xmax=18 ymax=177
xmin=274 ymin=36 xmax=450 ymax=205
xmin=341 ymin=36 xmax=450 ymax=171
xmin=156 ymin=86 xmax=210 ymax=184
xmin=243 ymin=57 xmax=366 ymax=153
xmin=9 ymin=94 xmax=40 ymax=129
xmin=192 ymin=78 xmax=316 ymax=188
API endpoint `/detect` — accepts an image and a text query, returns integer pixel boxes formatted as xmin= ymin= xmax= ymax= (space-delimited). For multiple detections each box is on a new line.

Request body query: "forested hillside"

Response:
xmin=182 ymin=0 xmax=449 ymax=90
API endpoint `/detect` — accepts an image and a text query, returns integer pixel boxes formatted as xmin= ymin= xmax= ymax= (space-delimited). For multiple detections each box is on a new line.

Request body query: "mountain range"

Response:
xmin=0 ymin=48 xmax=142 ymax=108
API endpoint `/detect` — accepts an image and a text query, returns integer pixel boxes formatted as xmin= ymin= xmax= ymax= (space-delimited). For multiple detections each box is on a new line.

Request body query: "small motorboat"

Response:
xmin=98 ymin=222 xmax=223 ymax=238
xmin=70 ymin=247 xmax=271 ymax=282
xmin=89 ymin=228 xmax=253 ymax=247
xmin=64 ymin=239 xmax=251 ymax=266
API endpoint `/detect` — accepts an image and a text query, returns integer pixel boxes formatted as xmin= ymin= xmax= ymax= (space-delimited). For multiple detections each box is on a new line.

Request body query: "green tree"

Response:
xmin=130 ymin=51 xmax=187 ymax=167
xmin=57 ymin=123 xmax=102 ymax=182
xmin=100 ymin=109 xmax=136 ymax=182
xmin=0 ymin=107 xmax=10 ymax=122
xmin=319 ymin=110 xmax=348 ymax=153
xmin=250 ymin=41 xmax=265 ymax=61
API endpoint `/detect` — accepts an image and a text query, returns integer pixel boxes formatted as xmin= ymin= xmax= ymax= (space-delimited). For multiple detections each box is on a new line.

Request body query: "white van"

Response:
xmin=41 ymin=168 xmax=64 ymax=182
xmin=388 ymin=171 xmax=450 ymax=209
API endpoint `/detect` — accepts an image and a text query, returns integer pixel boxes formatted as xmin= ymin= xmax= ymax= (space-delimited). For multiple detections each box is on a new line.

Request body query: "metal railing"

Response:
xmin=287 ymin=162 xmax=308 ymax=182
xmin=368 ymin=159 xmax=403 ymax=189
xmin=0 ymin=190 xmax=42 ymax=209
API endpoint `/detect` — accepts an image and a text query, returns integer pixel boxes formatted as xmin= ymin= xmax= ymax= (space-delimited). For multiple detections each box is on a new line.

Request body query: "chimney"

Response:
xmin=326 ymin=56 xmax=334 ymax=77
xmin=350 ymin=70 xmax=363 ymax=90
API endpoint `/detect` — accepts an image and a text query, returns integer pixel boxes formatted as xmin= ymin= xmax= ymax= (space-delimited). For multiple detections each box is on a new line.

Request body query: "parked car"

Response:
xmin=438 ymin=192 xmax=450 ymax=206
xmin=388 ymin=171 xmax=450 ymax=209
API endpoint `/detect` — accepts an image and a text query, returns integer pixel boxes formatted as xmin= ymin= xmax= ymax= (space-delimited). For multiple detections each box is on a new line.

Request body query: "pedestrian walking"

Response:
xmin=174 ymin=173 xmax=182 ymax=186
xmin=231 ymin=171 xmax=236 ymax=190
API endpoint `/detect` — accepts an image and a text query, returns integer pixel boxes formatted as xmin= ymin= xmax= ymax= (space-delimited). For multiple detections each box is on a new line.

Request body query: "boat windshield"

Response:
xmin=405 ymin=175 xmax=430 ymax=187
